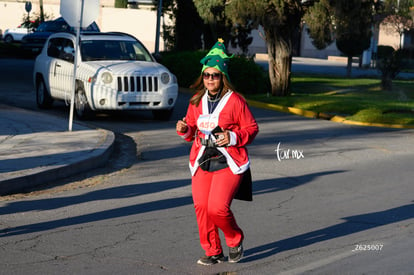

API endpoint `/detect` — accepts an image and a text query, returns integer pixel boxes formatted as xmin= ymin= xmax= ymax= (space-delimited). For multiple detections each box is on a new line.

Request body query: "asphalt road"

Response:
xmin=1 ymin=58 xmax=414 ymax=274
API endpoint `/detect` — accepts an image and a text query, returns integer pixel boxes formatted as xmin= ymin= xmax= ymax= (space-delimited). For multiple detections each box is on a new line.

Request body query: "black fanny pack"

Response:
xmin=198 ymin=147 xmax=228 ymax=172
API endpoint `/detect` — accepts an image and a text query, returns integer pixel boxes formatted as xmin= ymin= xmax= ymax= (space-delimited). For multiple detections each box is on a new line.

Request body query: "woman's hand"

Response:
xmin=215 ymin=130 xmax=230 ymax=147
xmin=176 ymin=117 xmax=188 ymax=133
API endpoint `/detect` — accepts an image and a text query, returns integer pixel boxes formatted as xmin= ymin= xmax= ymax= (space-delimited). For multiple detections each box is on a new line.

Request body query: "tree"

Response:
xmin=193 ymin=0 xmax=393 ymax=96
xmin=170 ymin=0 xmax=204 ymax=51
xmin=377 ymin=48 xmax=403 ymax=90
xmin=335 ymin=0 xmax=374 ymax=77
xmin=193 ymin=0 xmax=235 ymax=49
xmin=163 ymin=0 xmax=248 ymax=52
xmin=382 ymin=0 xmax=414 ymax=49
xmin=39 ymin=0 xmax=45 ymax=22
xmin=371 ymin=0 xmax=413 ymax=90
xmin=305 ymin=1 xmax=385 ymax=77
xmin=229 ymin=24 xmax=254 ymax=56
xmin=222 ymin=1 xmax=309 ymax=96
xmin=303 ymin=0 xmax=335 ymax=50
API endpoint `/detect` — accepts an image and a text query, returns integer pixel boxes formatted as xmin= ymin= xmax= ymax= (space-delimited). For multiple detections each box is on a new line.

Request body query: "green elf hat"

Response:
xmin=200 ymin=38 xmax=233 ymax=79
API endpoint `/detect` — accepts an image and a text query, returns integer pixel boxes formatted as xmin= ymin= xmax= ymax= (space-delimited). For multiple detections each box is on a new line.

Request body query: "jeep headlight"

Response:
xmin=161 ymin=72 xmax=170 ymax=84
xmin=101 ymin=72 xmax=113 ymax=84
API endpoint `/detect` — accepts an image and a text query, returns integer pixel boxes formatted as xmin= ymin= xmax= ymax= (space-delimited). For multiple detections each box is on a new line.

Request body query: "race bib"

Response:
xmin=197 ymin=114 xmax=219 ymax=135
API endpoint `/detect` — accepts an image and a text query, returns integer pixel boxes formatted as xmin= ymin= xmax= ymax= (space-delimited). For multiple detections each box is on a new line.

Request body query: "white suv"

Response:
xmin=2 ymin=21 xmax=34 ymax=43
xmin=33 ymin=32 xmax=178 ymax=120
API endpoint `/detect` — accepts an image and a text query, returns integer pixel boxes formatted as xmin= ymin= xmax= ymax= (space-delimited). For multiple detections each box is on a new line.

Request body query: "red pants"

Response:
xmin=192 ymin=167 xmax=244 ymax=256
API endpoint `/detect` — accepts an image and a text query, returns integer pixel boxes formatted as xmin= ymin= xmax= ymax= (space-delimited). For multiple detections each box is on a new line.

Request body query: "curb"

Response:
xmin=246 ymin=99 xmax=414 ymax=130
xmin=179 ymin=88 xmax=413 ymax=129
xmin=0 ymin=129 xmax=115 ymax=196
xmin=329 ymin=115 xmax=414 ymax=129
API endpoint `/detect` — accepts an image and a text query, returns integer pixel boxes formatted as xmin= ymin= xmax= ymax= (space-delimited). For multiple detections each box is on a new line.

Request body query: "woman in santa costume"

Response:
xmin=176 ymin=39 xmax=259 ymax=266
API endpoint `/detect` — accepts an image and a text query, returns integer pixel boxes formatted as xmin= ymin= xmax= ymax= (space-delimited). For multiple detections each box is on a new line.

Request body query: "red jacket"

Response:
xmin=178 ymin=90 xmax=259 ymax=175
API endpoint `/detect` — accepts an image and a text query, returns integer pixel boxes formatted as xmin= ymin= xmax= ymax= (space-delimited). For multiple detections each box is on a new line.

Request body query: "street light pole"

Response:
xmin=154 ymin=0 xmax=163 ymax=56
xmin=39 ymin=0 xmax=44 ymax=22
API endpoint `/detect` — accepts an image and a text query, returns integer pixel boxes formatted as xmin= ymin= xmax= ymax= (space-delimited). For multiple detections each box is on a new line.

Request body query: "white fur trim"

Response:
xmin=181 ymin=127 xmax=192 ymax=139
xmin=217 ymin=147 xmax=249 ymax=174
xmin=228 ymin=131 xmax=237 ymax=146
xmin=189 ymin=146 xmax=206 ymax=176
xmin=202 ymin=90 xmax=233 ymax=115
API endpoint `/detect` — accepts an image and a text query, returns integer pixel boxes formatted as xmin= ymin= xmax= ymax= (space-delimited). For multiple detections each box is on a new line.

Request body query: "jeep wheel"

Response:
xmin=74 ymin=87 xmax=91 ymax=120
xmin=36 ymin=77 xmax=53 ymax=109
xmin=152 ymin=109 xmax=173 ymax=121
xmin=4 ymin=35 xmax=13 ymax=43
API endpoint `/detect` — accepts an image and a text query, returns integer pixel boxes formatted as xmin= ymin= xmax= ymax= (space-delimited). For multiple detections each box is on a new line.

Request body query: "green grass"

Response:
xmin=246 ymin=75 xmax=414 ymax=126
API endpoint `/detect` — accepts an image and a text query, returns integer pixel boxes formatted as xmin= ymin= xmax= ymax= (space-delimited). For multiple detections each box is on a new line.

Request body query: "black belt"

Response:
xmin=200 ymin=138 xmax=217 ymax=147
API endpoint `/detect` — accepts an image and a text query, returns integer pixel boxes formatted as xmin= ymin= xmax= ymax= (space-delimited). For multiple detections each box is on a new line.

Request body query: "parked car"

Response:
xmin=21 ymin=17 xmax=100 ymax=55
xmin=33 ymin=32 xmax=178 ymax=120
xmin=2 ymin=21 xmax=35 ymax=43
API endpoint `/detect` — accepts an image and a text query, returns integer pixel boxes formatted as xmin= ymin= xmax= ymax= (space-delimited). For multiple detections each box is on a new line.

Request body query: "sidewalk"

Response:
xmin=0 ymin=104 xmax=115 ymax=195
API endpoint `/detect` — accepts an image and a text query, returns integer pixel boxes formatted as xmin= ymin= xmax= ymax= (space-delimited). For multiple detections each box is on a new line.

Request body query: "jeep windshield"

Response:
xmin=80 ymin=40 xmax=153 ymax=62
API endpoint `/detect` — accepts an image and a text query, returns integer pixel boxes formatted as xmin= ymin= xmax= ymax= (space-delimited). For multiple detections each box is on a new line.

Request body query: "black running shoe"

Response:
xmin=197 ymin=253 xmax=225 ymax=266
xmin=228 ymin=242 xmax=243 ymax=263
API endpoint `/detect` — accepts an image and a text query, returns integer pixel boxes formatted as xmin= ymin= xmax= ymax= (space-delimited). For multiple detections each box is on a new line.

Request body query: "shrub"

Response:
xmin=114 ymin=0 xmax=128 ymax=8
xmin=377 ymin=47 xmax=403 ymax=90
xmin=400 ymin=46 xmax=414 ymax=60
xmin=376 ymin=45 xmax=395 ymax=60
xmin=159 ymin=50 xmax=207 ymax=88
xmin=159 ymin=51 xmax=268 ymax=95
xmin=228 ymin=55 xmax=269 ymax=94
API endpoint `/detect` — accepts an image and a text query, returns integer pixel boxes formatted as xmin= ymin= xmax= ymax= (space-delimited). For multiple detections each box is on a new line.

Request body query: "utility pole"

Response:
xmin=154 ymin=0 xmax=163 ymax=55
xmin=39 ymin=0 xmax=44 ymax=22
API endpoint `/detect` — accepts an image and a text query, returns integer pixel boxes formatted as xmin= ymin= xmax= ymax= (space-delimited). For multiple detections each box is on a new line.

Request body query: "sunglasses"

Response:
xmin=202 ymin=72 xmax=222 ymax=80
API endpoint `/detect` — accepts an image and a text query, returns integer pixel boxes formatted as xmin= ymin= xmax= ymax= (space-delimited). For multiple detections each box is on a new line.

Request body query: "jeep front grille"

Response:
xmin=117 ymin=76 xmax=159 ymax=92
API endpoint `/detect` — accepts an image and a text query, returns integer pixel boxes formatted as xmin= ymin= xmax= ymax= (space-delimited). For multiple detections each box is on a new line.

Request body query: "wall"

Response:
xmin=0 ymin=1 xmax=60 ymax=29
xmin=100 ymin=8 xmax=159 ymax=52
xmin=378 ymin=24 xmax=401 ymax=50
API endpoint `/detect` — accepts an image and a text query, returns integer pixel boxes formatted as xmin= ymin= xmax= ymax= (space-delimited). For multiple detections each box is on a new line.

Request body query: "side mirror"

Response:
xmin=152 ymin=52 xmax=162 ymax=63
xmin=62 ymin=53 xmax=74 ymax=63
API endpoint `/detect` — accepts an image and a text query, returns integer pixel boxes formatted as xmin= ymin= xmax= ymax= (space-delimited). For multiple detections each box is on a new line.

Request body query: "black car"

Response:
xmin=21 ymin=17 xmax=100 ymax=55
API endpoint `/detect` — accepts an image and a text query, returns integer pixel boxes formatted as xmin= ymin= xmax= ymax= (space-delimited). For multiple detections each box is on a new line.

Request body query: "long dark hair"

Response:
xmin=189 ymin=73 xmax=238 ymax=106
